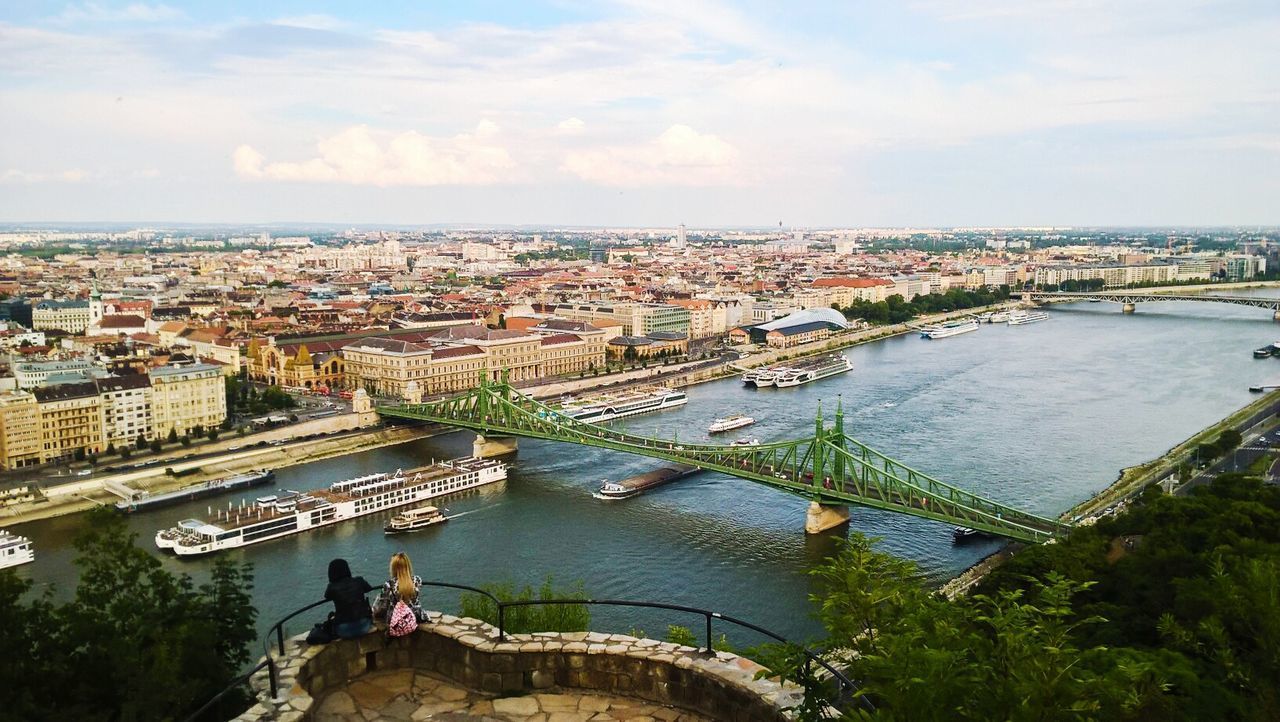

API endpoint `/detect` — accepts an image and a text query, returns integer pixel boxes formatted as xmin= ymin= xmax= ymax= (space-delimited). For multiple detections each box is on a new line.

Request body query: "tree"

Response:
xmin=207 ymin=428 xmax=219 ymax=442
xmin=74 ymin=448 xmax=86 ymax=462
xmin=120 ymin=447 xmax=132 ymax=460
xmin=150 ymin=439 xmax=162 ymax=453
xmin=105 ymin=442 xmax=116 ymax=456
xmin=135 ymin=435 xmax=147 ymax=451
xmin=167 ymin=428 xmax=178 ymax=444
xmin=180 ymin=436 xmax=192 ymax=447
xmin=0 ymin=509 xmax=257 ymax=720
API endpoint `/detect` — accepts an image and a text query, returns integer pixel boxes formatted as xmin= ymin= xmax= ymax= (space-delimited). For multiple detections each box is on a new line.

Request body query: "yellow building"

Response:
xmin=150 ymin=362 xmax=227 ymax=438
xmin=429 ymin=326 xmax=543 ymax=383
xmin=0 ymin=391 xmax=42 ymax=470
xmin=247 ymin=339 xmax=345 ymax=391
xmin=33 ymin=382 xmax=104 ymax=463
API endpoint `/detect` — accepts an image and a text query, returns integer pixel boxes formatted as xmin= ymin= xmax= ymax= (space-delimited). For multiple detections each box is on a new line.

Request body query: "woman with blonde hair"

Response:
xmin=373 ymin=552 xmax=424 ymax=635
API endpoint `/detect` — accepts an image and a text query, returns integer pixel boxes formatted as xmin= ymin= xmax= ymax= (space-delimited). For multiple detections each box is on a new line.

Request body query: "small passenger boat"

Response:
xmin=384 ymin=505 xmax=448 ymax=534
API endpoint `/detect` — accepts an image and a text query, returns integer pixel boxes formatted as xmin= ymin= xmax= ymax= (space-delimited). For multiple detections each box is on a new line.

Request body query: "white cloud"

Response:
xmin=57 ymin=3 xmax=183 ymax=23
xmin=562 ymin=125 xmax=744 ymax=186
xmin=556 ymin=117 xmax=586 ymax=134
xmin=270 ymin=15 xmax=345 ymax=31
xmin=233 ymin=123 xmax=518 ymax=186
xmin=0 ymin=168 xmax=90 ymax=183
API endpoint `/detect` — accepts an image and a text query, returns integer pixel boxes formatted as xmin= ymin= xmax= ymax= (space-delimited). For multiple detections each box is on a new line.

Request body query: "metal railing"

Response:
xmin=186 ymin=580 xmax=864 ymax=721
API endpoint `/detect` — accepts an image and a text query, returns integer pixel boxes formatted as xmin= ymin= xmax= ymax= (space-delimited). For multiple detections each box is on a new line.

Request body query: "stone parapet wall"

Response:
xmin=237 ymin=611 xmax=805 ymax=721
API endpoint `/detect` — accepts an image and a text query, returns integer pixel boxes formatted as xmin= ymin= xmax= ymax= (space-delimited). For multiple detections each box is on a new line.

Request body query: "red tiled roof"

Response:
xmin=539 ymin=333 xmax=582 ymax=346
xmin=430 ymin=344 xmax=484 ymax=360
xmin=812 ymin=277 xmax=894 ymax=288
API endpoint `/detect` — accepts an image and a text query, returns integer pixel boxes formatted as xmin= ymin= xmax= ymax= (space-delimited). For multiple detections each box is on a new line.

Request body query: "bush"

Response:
xmin=120 ymin=448 xmax=132 ymax=460
xmin=149 ymin=439 xmax=162 ymax=453
xmin=180 ymin=436 xmax=191 ymax=447
xmin=459 ymin=577 xmax=590 ymax=634
xmin=167 ymin=428 xmax=178 ymax=444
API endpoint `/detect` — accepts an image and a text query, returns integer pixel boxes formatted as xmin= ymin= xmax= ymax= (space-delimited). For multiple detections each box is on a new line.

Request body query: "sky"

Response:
xmin=0 ymin=0 xmax=1278 ymax=227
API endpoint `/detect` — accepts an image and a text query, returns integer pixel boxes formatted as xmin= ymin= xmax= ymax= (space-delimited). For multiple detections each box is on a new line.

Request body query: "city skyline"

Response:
xmin=2 ymin=1 xmax=1278 ymax=227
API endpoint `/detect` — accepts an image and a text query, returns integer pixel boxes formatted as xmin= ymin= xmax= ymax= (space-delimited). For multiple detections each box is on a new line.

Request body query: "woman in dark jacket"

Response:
xmin=324 ymin=558 xmax=375 ymax=639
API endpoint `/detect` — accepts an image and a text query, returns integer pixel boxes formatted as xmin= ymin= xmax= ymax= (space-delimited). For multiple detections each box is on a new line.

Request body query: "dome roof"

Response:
xmin=755 ymin=307 xmax=850 ymax=331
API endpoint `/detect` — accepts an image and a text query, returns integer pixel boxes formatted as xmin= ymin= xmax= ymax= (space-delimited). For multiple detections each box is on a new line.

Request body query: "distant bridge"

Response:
xmin=1025 ymin=291 xmax=1280 ymax=317
xmin=377 ymin=377 xmax=1069 ymax=543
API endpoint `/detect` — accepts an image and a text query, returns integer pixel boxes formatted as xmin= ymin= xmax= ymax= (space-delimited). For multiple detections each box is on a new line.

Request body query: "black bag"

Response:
xmin=306 ymin=615 xmax=336 ymax=644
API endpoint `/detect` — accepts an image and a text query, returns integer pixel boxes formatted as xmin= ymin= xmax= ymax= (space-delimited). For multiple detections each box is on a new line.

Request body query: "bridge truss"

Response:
xmin=1028 ymin=291 xmax=1280 ymax=310
xmin=377 ymin=378 xmax=1069 ymax=543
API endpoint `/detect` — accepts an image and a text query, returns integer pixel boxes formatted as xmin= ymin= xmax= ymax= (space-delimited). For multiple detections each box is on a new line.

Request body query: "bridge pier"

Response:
xmin=473 ymin=434 xmax=518 ymax=458
xmin=1121 ymin=303 xmax=1136 ymax=314
xmin=1273 ymin=310 xmax=1280 ymax=322
xmin=805 ymin=502 xmax=850 ymax=534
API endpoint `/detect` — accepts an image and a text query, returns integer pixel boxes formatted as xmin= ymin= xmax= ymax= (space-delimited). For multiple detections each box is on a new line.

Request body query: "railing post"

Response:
xmin=498 ymin=604 xmax=505 ymax=641
xmin=267 ymin=659 xmax=278 ymax=700
xmin=276 ymin=624 xmax=285 ymax=656
xmin=705 ymin=613 xmax=713 ymax=653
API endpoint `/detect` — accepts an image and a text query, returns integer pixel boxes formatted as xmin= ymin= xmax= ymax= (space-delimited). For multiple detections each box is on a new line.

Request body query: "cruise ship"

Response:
xmin=741 ymin=369 xmax=777 ymax=387
xmin=556 ymin=387 xmax=687 ymax=424
xmin=989 ymin=310 xmax=1014 ymax=323
xmin=0 ymin=530 xmax=33 ymax=569
xmin=773 ymin=354 xmax=852 ymax=388
xmin=1007 ymin=310 xmax=1050 ymax=326
xmin=923 ymin=320 xmax=979 ymax=339
xmin=155 ymin=457 xmax=506 ymax=556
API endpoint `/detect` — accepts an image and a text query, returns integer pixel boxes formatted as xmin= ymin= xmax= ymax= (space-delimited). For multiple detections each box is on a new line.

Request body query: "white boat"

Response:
xmin=989 ymin=310 xmax=1014 ymax=323
xmin=384 ymin=505 xmax=448 ymax=534
xmin=924 ymin=320 xmax=979 ymax=339
xmin=752 ymin=371 xmax=776 ymax=388
xmin=558 ymin=387 xmax=687 ymax=424
xmin=0 ymin=529 xmax=33 ymax=569
xmin=157 ymin=457 xmax=506 ymax=556
xmin=1007 ymin=310 xmax=1050 ymax=326
xmin=154 ymin=518 xmax=208 ymax=549
xmin=709 ymin=414 xmax=756 ymax=433
xmin=773 ymin=354 xmax=852 ymax=388
xmin=976 ymin=312 xmax=995 ymax=323
xmin=730 ymin=437 xmax=760 ymax=447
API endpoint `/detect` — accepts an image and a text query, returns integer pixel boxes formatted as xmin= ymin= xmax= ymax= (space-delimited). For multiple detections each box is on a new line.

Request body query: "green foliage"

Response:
xmin=167 ymin=427 xmax=179 ymax=443
xmin=811 ymin=534 xmax=1176 ymax=721
xmin=458 ymin=577 xmax=590 ymax=634
xmin=0 ymin=509 xmax=257 ymax=720
xmin=259 ymin=385 xmax=296 ymax=411
xmin=665 ymin=624 xmax=699 ymax=647
xmin=838 ymin=287 xmax=1009 ymax=326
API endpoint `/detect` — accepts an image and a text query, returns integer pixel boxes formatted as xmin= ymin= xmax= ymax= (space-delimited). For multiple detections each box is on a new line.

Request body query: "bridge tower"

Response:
xmin=473 ymin=370 xmax=519 ymax=458
xmin=805 ymin=399 xmax=850 ymax=534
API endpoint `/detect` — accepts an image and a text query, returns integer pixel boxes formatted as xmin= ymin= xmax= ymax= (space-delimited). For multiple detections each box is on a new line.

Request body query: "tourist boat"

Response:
xmin=989 ymin=310 xmax=1014 ymax=323
xmin=745 ymin=370 xmax=776 ymax=387
xmin=116 ymin=469 xmax=276 ymax=513
xmin=773 ymin=354 xmax=852 ymax=388
xmin=1006 ymin=310 xmax=1050 ymax=326
xmin=708 ymin=414 xmax=756 ymax=433
xmin=1255 ymin=346 xmax=1275 ymax=359
xmin=976 ymin=312 xmax=995 ymax=323
xmin=557 ymin=387 xmax=687 ymax=424
xmin=924 ymin=320 xmax=979 ymax=339
xmin=595 ymin=464 xmax=699 ymax=500
xmin=0 ymin=529 xmax=33 ymax=569
xmin=729 ymin=437 xmax=761 ymax=447
xmin=384 ymin=505 xmax=448 ymax=534
xmin=952 ymin=526 xmax=986 ymax=543
xmin=156 ymin=457 xmax=506 ymax=556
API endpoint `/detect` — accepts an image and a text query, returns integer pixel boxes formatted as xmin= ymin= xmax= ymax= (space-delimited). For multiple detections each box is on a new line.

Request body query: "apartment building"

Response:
xmin=811 ymin=278 xmax=894 ymax=306
xmin=32 ymin=299 xmax=93 ymax=334
xmin=33 ymin=382 xmax=104 ymax=463
xmin=553 ymin=302 xmax=690 ymax=336
xmin=0 ymin=391 xmax=41 ymax=469
xmin=150 ymin=363 xmax=227 ymax=438
xmin=97 ymin=375 xmax=153 ymax=448
xmin=13 ymin=359 xmax=94 ymax=389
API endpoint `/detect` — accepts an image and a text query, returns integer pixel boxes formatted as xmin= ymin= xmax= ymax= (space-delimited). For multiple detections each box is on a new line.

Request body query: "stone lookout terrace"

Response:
xmin=235 ymin=609 xmax=812 ymax=721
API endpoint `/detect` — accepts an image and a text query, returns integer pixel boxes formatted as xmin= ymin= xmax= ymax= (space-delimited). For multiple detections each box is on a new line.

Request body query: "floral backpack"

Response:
xmin=388 ymin=599 xmax=418 ymax=637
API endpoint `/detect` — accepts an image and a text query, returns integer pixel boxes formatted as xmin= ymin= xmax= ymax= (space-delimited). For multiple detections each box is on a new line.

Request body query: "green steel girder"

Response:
xmin=378 ymin=380 xmax=1070 ymax=543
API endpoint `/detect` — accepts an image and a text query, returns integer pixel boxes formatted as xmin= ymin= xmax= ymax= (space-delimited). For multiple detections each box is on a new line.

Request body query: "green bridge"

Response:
xmin=376 ymin=378 xmax=1070 ymax=543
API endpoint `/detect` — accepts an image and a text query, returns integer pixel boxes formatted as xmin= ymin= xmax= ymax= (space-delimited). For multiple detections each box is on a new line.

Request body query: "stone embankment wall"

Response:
xmin=239 ymin=612 xmax=805 ymax=721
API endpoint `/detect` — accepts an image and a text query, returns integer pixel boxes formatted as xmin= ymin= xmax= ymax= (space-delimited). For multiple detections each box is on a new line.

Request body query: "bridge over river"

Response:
xmin=1026 ymin=290 xmax=1280 ymax=317
xmin=377 ymin=376 xmax=1070 ymax=543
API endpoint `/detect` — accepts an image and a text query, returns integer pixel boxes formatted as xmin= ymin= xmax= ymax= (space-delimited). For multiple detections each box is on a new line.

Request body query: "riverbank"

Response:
xmin=4 ymin=424 xmax=445 ymax=526
xmin=1062 ymin=386 xmax=1280 ymax=522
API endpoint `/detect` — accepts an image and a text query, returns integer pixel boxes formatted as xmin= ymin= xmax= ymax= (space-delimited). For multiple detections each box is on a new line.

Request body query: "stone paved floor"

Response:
xmin=313 ymin=669 xmax=715 ymax=722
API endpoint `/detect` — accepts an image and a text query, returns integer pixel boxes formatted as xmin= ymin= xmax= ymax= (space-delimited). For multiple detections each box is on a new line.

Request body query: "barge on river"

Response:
xmin=115 ymin=469 xmax=275 ymax=513
xmin=155 ymin=457 xmax=506 ymax=556
xmin=595 ymin=463 xmax=700 ymax=499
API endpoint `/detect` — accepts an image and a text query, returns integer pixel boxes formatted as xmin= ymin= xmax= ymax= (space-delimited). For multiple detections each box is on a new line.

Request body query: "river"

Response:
xmin=11 ymin=293 xmax=1280 ymax=645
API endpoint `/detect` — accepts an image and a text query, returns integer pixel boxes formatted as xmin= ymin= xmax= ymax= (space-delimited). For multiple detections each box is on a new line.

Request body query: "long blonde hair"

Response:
xmin=390 ymin=552 xmax=415 ymax=602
